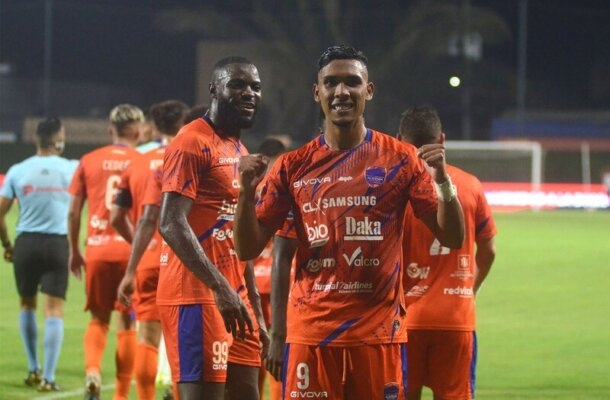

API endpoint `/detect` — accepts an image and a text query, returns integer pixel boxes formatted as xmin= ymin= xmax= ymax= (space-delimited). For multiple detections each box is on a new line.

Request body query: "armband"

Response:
xmin=434 ymin=178 xmax=457 ymax=202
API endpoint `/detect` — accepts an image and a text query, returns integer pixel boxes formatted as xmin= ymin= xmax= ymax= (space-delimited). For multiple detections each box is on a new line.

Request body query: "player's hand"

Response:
xmin=69 ymin=251 xmax=85 ymax=280
xmin=213 ymin=284 xmax=254 ymax=340
xmin=238 ymin=154 xmax=269 ymax=194
xmin=3 ymin=245 xmax=14 ymax=262
xmin=266 ymin=333 xmax=286 ymax=381
xmin=258 ymin=327 xmax=271 ymax=360
xmin=117 ymin=272 xmax=135 ymax=307
xmin=417 ymin=133 xmax=450 ymax=183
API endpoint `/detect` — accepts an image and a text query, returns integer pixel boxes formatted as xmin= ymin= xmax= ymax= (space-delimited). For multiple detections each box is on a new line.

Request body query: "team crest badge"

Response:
xmin=365 ymin=166 xmax=386 ymax=187
xmin=383 ymin=382 xmax=399 ymax=400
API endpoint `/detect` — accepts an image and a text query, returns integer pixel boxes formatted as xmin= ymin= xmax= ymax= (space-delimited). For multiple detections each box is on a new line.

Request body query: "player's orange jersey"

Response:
xmin=157 ymin=117 xmax=249 ymax=306
xmin=403 ymin=164 xmax=497 ymax=331
xmin=255 ymin=130 xmax=437 ymax=346
xmin=69 ymin=144 xmax=140 ymax=262
xmin=119 ymin=147 xmax=166 ymax=270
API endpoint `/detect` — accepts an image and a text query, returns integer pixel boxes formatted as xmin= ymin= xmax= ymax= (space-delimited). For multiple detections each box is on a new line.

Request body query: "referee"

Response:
xmin=0 ymin=117 xmax=78 ymax=392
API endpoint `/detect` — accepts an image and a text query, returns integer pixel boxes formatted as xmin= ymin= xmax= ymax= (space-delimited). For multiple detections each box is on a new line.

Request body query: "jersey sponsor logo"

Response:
xmin=338 ymin=176 xmax=353 ymax=182
xmin=149 ymin=159 xmax=163 ymax=170
xmin=22 ymin=185 xmax=66 ymax=196
xmin=217 ymin=157 xmax=240 ymax=165
xmin=212 ymin=228 xmax=233 ymax=241
xmin=290 ymin=391 xmax=328 ymax=398
xmin=160 ymin=252 xmax=169 ymax=265
xmin=450 ymin=255 xmax=474 ymax=281
xmin=406 ymin=262 xmax=430 ymax=279
xmin=293 ymin=177 xmax=331 ymax=188
xmin=342 ymin=246 xmax=380 ymax=267
xmin=312 ymin=280 xmax=374 ymax=294
xmin=443 ymin=286 xmax=474 ymax=297
xmin=102 ymin=159 xmax=131 ymax=171
xmin=405 ymin=284 xmax=429 ymax=297
xmin=345 ymin=216 xmax=383 ymax=241
xmin=90 ymin=214 xmax=109 ymax=230
xmin=217 ymin=199 xmax=237 ymax=221
xmin=304 ymin=257 xmax=336 ymax=273
xmin=231 ymin=179 xmax=240 ymax=188
xmin=305 ymin=221 xmax=329 ymax=247
xmin=364 ymin=166 xmax=386 ymax=187
xmin=302 ymin=196 xmax=377 ymax=214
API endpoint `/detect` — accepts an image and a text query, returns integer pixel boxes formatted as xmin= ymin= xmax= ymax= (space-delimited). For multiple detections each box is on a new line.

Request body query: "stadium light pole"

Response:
xmin=516 ymin=0 xmax=528 ymax=137
xmin=43 ymin=0 xmax=53 ymax=116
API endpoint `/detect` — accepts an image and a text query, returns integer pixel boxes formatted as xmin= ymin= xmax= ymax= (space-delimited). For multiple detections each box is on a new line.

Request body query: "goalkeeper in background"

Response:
xmin=397 ymin=105 xmax=497 ymax=400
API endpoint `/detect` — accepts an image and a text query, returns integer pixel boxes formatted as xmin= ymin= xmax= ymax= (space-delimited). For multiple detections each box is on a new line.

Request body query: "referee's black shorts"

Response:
xmin=13 ymin=232 xmax=69 ymax=299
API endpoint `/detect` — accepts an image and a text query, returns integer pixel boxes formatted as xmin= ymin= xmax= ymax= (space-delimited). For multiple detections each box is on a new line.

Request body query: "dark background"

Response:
xmin=1 ymin=0 xmax=610 ymax=144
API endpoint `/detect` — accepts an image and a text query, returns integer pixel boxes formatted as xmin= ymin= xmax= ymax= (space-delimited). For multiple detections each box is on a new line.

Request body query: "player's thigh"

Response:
xmin=345 ymin=343 xmax=407 ymax=400
xmin=226 ymin=362 xmax=259 ymax=400
xmin=426 ymin=330 xmax=476 ymax=400
xmin=39 ymin=234 xmax=69 ymax=299
xmin=158 ymin=304 xmax=231 ymax=384
xmin=12 ymin=233 xmax=44 ymax=298
xmin=283 ymin=344 xmax=344 ymax=400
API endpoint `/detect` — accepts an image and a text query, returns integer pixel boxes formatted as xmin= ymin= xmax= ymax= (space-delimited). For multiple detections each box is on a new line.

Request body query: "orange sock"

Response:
xmin=134 ymin=343 xmax=158 ymax=400
xmin=173 ymin=382 xmax=180 ymax=400
xmin=84 ymin=320 xmax=109 ymax=376
xmin=114 ymin=329 xmax=136 ymax=400
xmin=269 ymin=373 xmax=282 ymax=400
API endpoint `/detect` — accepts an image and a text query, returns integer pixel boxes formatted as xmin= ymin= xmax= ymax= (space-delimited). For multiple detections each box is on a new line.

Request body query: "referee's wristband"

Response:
xmin=434 ymin=178 xmax=457 ymax=202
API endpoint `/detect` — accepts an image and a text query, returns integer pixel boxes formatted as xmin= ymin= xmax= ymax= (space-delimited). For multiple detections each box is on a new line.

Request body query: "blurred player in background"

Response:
xmin=251 ymin=137 xmax=287 ymax=400
xmin=111 ymin=100 xmax=189 ymax=400
xmin=0 ymin=117 xmax=77 ymax=392
xmin=68 ymin=104 xmax=143 ymax=400
xmin=397 ymin=105 xmax=497 ymax=400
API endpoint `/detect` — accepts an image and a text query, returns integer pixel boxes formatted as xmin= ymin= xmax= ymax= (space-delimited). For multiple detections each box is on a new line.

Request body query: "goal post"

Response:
xmin=445 ymin=140 xmax=542 ymax=188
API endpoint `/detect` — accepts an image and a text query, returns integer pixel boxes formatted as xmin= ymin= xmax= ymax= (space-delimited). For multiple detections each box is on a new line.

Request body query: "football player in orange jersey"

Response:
xmin=157 ymin=57 xmax=269 ymax=400
xmin=111 ymin=100 xmax=189 ymax=400
xmin=234 ymin=45 xmax=464 ymax=400
xmin=398 ymin=106 xmax=497 ymax=400
xmin=68 ymin=104 xmax=143 ymax=400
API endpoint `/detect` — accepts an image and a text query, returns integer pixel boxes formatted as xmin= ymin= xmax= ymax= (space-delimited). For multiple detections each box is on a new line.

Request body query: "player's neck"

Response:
xmin=113 ymin=137 xmax=138 ymax=148
xmin=323 ymin=123 xmax=367 ymax=151
xmin=36 ymin=148 xmax=58 ymax=156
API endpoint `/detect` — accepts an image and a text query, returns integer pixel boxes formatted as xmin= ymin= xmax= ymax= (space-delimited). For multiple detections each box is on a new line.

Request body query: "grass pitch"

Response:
xmin=0 ymin=209 xmax=609 ymax=399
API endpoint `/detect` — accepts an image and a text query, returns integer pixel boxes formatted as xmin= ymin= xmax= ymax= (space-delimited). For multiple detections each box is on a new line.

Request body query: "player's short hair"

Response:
xmin=211 ymin=56 xmax=254 ymax=82
xmin=109 ymin=104 xmax=145 ymax=133
xmin=317 ymin=45 xmax=368 ymax=71
xmin=149 ymin=100 xmax=189 ymax=136
xmin=398 ymin=106 xmax=442 ymax=148
xmin=35 ymin=117 xmax=63 ymax=149
xmin=257 ymin=137 xmax=286 ymax=158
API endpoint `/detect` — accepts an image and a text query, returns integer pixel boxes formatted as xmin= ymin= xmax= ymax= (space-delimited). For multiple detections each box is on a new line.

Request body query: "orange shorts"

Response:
xmin=133 ymin=266 xmax=160 ymax=321
xmin=85 ymin=259 xmax=129 ymax=315
xmin=283 ymin=343 xmax=407 ymax=400
xmin=158 ymin=304 xmax=232 ymax=383
xmin=406 ymin=329 xmax=477 ymax=400
xmin=228 ymin=298 xmax=261 ymax=367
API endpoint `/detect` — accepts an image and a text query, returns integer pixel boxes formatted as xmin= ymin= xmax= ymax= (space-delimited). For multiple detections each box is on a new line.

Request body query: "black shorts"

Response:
xmin=13 ymin=233 xmax=69 ymax=299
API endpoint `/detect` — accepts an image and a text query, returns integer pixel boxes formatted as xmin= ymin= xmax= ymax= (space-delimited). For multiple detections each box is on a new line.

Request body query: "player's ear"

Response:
xmin=439 ymin=133 xmax=446 ymax=144
xmin=312 ymin=83 xmax=320 ymax=103
xmin=365 ymin=82 xmax=375 ymax=101
xmin=209 ymin=82 xmax=218 ymax=99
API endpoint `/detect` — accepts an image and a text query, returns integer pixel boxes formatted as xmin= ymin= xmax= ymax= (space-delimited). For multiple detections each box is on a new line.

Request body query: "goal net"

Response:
xmin=445 ymin=140 xmax=542 ymax=187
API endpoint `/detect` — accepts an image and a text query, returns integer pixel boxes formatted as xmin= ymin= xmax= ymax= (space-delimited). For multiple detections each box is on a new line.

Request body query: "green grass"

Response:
xmin=1 ymin=209 xmax=610 ymax=399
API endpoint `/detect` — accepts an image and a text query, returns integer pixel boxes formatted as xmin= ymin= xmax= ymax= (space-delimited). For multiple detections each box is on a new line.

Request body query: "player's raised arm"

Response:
xmin=417 ymin=134 xmax=465 ymax=248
